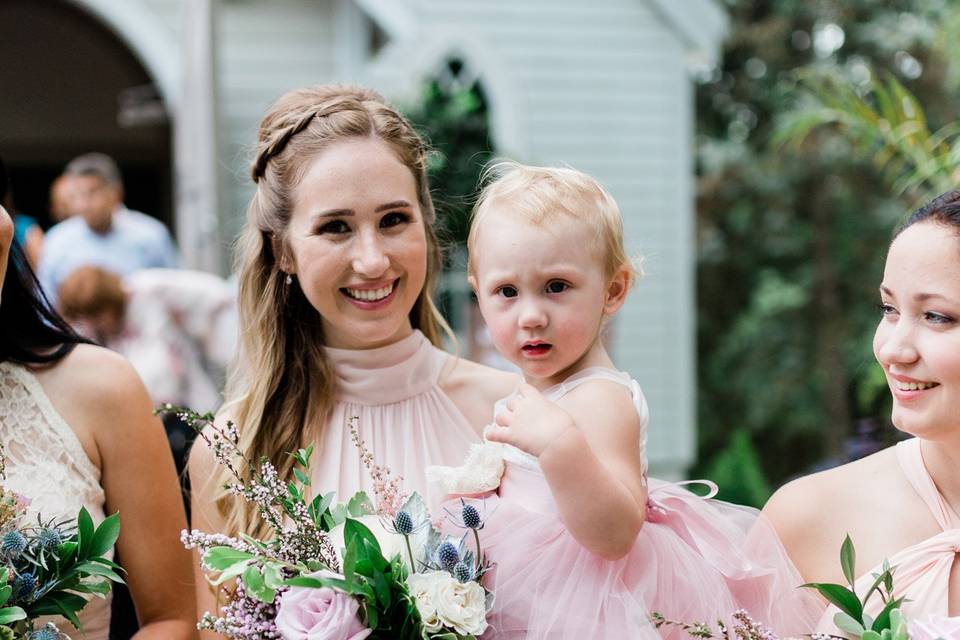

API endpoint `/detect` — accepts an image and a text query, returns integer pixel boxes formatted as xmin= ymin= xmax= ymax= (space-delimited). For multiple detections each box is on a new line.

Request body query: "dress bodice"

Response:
xmin=312 ymin=330 xmax=482 ymax=508
xmin=495 ymin=367 xmax=650 ymax=477
xmin=817 ymin=438 xmax=960 ymax=633
xmin=0 ymin=361 xmax=111 ymax=640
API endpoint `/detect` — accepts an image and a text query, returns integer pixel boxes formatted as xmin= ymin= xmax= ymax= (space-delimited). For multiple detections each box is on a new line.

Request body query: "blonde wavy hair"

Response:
xmin=212 ymin=85 xmax=450 ymax=540
xmin=468 ymin=161 xmax=640 ymax=283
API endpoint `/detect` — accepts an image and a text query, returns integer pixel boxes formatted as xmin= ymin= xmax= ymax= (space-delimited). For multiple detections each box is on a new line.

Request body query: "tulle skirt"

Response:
xmin=444 ymin=462 xmax=823 ymax=640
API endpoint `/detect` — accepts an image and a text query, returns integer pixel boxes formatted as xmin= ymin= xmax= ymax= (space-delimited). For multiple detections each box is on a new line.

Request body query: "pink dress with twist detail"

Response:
xmin=436 ymin=368 xmax=822 ymax=639
xmin=816 ymin=438 xmax=960 ymax=635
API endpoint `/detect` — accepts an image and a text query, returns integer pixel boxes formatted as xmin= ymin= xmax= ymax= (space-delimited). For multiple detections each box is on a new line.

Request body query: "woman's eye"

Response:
xmin=380 ymin=212 xmax=411 ymax=228
xmin=497 ymin=286 xmax=518 ymax=298
xmin=317 ymin=220 xmax=350 ymax=235
xmin=546 ymin=281 xmax=568 ymax=294
xmin=925 ymin=311 xmax=955 ymax=325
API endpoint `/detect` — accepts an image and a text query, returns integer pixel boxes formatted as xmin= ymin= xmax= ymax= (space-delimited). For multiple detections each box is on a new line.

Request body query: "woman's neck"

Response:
xmin=919 ymin=437 xmax=960 ymax=516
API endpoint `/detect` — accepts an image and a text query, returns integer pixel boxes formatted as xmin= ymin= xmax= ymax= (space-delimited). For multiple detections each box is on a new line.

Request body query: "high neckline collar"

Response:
xmin=324 ymin=330 xmax=441 ymax=404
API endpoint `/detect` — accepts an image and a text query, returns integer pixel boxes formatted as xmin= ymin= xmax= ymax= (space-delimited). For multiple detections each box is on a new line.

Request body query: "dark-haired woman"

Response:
xmin=765 ymin=191 xmax=960 ymax=631
xmin=0 ymin=203 xmax=197 ymax=638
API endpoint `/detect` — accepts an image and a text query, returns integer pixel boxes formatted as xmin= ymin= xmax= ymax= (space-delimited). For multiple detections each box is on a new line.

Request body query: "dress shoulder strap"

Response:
xmin=896 ymin=438 xmax=960 ymax=531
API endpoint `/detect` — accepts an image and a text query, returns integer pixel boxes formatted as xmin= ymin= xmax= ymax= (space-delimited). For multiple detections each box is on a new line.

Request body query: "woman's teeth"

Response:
xmin=896 ymin=381 xmax=938 ymax=391
xmin=344 ymin=283 xmax=394 ymax=301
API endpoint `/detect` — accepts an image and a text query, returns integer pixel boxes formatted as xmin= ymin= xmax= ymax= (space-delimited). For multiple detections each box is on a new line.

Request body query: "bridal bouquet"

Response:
xmin=0 ymin=444 xmax=123 ymax=640
xmin=171 ymin=407 xmax=494 ymax=640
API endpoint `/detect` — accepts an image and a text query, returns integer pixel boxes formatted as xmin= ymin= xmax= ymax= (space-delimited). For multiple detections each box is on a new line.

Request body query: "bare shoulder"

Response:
xmin=763 ymin=446 xmax=901 ymax=580
xmin=439 ymin=354 xmax=519 ymax=433
xmin=555 ymin=379 xmax=640 ymax=436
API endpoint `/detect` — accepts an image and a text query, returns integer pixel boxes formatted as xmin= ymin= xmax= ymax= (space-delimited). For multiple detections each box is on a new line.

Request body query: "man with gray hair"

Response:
xmin=38 ymin=152 xmax=179 ymax=300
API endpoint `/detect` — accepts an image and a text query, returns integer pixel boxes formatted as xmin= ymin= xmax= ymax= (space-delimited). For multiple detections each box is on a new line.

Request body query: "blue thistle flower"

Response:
xmin=1 ymin=530 xmax=27 ymax=559
xmin=461 ymin=503 xmax=481 ymax=529
xmin=27 ymin=625 xmax=64 ymax=640
xmin=36 ymin=526 xmax=63 ymax=549
xmin=12 ymin=571 xmax=37 ymax=602
xmin=453 ymin=561 xmax=473 ymax=583
xmin=437 ymin=541 xmax=460 ymax=570
xmin=393 ymin=510 xmax=414 ymax=535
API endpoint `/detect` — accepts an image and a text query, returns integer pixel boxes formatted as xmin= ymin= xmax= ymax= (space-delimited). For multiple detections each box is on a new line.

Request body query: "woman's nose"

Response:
xmin=877 ymin=322 xmax=919 ymax=366
xmin=351 ymin=231 xmax=390 ymax=277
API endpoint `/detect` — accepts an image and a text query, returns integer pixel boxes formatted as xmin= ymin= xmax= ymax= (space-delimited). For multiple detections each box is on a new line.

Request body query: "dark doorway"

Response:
xmin=0 ymin=0 xmax=172 ymax=232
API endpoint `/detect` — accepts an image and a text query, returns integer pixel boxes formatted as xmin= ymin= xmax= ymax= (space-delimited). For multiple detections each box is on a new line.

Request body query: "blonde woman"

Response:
xmin=188 ymin=85 xmax=516 ymax=631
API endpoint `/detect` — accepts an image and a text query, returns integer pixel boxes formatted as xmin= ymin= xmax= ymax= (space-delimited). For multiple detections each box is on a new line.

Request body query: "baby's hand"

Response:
xmin=485 ymin=383 xmax=575 ymax=457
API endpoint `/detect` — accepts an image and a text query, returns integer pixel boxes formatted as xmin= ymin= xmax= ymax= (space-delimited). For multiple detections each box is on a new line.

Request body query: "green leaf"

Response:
xmin=263 ymin=562 xmax=286 ymax=590
xmin=77 ymin=506 xmax=95 ymax=558
xmin=89 ymin=512 xmax=121 ymax=557
xmin=0 ymin=606 xmax=26 ymax=624
xmin=834 ymin=611 xmax=865 ymax=636
xmin=344 ymin=518 xmax=381 ymax=558
xmin=242 ymin=565 xmax=275 ymax=603
xmin=208 ymin=559 xmax=253 ymax=586
xmin=347 ymin=491 xmax=375 ymax=517
xmin=872 ymin=598 xmax=906 ymax=632
xmin=73 ymin=561 xmax=125 ymax=583
xmin=861 ymin=631 xmax=882 ymax=640
xmin=840 ymin=534 xmax=857 ymax=588
xmin=294 ymin=468 xmax=310 ymax=486
xmin=203 ymin=547 xmax=256 ymax=571
xmin=802 ymin=582 xmax=863 ymax=621
xmin=0 ymin=585 xmax=9 ymax=606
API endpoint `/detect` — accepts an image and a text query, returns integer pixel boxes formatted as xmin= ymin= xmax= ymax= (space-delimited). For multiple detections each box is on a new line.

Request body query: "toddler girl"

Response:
xmin=430 ymin=163 xmax=823 ymax=639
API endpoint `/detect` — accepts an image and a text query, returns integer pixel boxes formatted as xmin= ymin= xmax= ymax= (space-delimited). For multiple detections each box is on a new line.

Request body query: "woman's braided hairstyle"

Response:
xmin=210 ymin=84 xmax=450 ymax=541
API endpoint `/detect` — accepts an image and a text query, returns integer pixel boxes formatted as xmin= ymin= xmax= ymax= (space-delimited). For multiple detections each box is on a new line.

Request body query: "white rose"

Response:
xmin=426 ymin=442 xmax=505 ymax=495
xmin=328 ymin=515 xmax=406 ymax=566
xmin=406 ymin=572 xmax=444 ymax=633
xmin=407 ymin=571 xmax=488 ymax=636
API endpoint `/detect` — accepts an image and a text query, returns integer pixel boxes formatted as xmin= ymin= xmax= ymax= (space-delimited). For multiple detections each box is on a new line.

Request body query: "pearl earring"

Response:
xmin=285 ymin=274 xmax=293 ymax=285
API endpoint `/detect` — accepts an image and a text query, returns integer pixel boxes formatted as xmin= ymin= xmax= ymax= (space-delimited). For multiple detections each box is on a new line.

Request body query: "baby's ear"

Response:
xmin=467 ymin=274 xmax=478 ymax=294
xmin=603 ymin=264 xmax=631 ymax=315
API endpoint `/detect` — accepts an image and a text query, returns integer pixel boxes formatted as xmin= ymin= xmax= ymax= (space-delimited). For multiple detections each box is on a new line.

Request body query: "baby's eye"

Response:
xmin=317 ymin=220 xmax=350 ymax=235
xmin=497 ymin=286 xmax=518 ymax=298
xmin=546 ymin=280 xmax=569 ymax=294
xmin=878 ymin=303 xmax=897 ymax=316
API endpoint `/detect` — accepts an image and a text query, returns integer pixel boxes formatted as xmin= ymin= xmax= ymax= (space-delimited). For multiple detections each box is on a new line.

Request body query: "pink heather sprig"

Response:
xmin=650 ymin=609 xmax=810 ymax=640
xmin=730 ymin=610 xmax=779 ymax=640
xmin=0 ymin=441 xmax=6 ymax=480
xmin=181 ymin=529 xmax=259 ymax=557
xmin=160 ymin=404 xmax=340 ymax=572
xmin=348 ymin=416 xmax=407 ymax=516
xmin=197 ymin=582 xmax=283 ymax=640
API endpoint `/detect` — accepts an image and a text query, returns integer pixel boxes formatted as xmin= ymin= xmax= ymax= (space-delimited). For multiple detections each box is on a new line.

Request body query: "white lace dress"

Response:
xmin=0 ymin=361 xmax=112 ymax=640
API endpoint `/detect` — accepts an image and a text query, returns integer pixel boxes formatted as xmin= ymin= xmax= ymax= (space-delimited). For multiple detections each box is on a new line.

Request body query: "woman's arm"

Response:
xmin=86 ymin=350 xmax=197 ymax=638
xmin=187 ymin=429 xmax=228 ymax=640
xmin=487 ymin=382 xmax=647 ymax=560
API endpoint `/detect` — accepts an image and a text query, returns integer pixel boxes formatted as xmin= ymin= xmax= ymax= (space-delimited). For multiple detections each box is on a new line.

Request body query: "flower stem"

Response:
xmin=404 ymin=534 xmax=416 ymax=573
xmin=472 ymin=528 xmax=482 ymax=572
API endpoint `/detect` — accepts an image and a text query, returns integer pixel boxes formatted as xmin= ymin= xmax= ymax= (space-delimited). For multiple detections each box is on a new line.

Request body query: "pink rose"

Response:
xmin=275 ymin=573 xmax=371 ymax=640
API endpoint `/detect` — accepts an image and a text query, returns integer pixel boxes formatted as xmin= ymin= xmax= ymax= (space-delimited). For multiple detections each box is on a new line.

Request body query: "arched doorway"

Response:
xmin=0 ymin=0 xmax=172 ymax=230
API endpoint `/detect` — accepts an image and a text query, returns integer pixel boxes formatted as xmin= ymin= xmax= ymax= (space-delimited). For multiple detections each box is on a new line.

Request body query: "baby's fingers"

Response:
xmin=494 ymin=409 xmax=514 ymax=427
xmin=484 ymin=424 xmax=514 ymax=446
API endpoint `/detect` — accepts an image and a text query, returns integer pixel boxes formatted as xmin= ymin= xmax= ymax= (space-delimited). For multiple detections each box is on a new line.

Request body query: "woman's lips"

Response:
xmin=340 ymin=278 xmax=399 ymax=309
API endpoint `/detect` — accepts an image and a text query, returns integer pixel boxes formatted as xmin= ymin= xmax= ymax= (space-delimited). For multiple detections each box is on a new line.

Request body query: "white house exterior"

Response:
xmin=13 ymin=0 xmax=727 ymax=478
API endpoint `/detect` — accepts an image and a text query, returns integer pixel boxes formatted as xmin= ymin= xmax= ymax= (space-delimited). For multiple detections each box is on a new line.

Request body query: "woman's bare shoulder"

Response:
xmin=440 ymin=355 xmax=519 ymax=404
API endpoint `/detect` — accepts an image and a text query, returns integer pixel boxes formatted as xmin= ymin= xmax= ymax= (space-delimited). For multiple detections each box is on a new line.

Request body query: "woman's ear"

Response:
xmin=603 ymin=264 xmax=631 ymax=316
xmin=271 ymin=234 xmax=294 ymax=275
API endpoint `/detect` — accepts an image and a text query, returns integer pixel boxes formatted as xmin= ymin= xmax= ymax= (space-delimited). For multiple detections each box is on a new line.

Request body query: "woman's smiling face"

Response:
xmin=874 ymin=221 xmax=960 ymax=442
xmin=284 ymin=137 xmax=427 ymax=350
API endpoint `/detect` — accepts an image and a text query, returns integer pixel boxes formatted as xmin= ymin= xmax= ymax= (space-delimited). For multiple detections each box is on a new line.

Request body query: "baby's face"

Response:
xmin=470 ymin=212 xmax=610 ymax=388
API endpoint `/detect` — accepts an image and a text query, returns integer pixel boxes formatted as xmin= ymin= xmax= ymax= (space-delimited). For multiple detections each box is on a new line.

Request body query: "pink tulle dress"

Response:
xmin=817 ymin=438 xmax=960 ymax=636
xmin=435 ymin=367 xmax=823 ymax=639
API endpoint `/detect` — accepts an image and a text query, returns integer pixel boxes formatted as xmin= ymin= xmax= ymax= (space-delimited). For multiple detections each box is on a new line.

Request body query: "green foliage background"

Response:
xmin=694 ymin=0 xmax=960 ymax=503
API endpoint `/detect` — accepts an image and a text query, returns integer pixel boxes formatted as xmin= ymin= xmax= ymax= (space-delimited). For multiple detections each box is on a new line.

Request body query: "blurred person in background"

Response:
xmin=57 ymin=265 xmax=238 ymax=473
xmin=0 ymin=160 xmax=196 ymax=638
xmin=48 ymin=172 xmax=77 ymax=222
xmin=37 ymin=152 xmax=179 ymax=301
xmin=2 ymin=185 xmax=43 ymax=269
